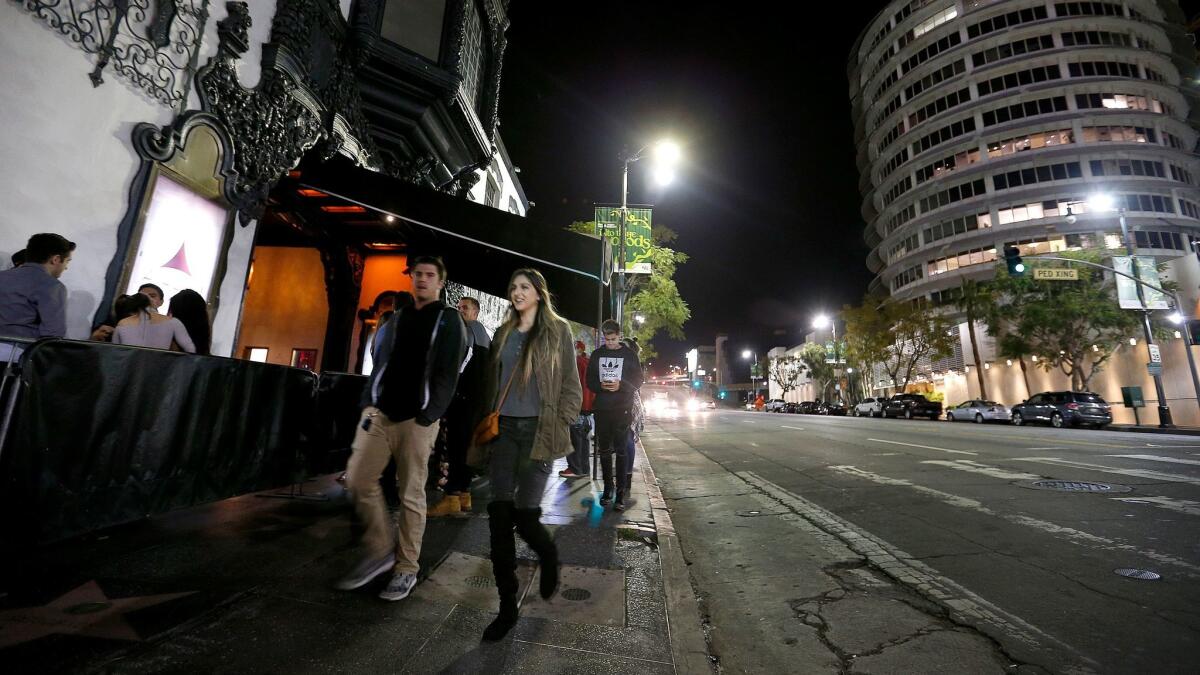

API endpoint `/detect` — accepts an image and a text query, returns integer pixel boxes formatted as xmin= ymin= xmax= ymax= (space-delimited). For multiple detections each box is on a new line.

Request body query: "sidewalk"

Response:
xmin=1109 ymin=423 xmax=1200 ymax=436
xmin=0 ymin=451 xmax=708 ymax=674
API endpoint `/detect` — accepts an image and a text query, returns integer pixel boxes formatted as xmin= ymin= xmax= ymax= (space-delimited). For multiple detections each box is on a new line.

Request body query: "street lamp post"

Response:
xmin=742 ymin=349 xmax=759 ymax=398
xmin=813 ymin=314 xmax=840 ymax=403
xmin=1090 ymin=194 xmax=1173 ymax=427
xmin=615 ymin=141 xmax=679 ymax=331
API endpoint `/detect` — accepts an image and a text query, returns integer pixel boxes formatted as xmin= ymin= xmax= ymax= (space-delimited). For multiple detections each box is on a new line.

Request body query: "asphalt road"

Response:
xmin=644 ymin=391 xmax=1200 ymax=674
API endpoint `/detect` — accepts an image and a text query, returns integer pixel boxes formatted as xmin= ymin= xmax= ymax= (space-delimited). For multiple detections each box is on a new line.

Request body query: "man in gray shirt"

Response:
xmin=0 ymin=233 xmax=75 ymax=341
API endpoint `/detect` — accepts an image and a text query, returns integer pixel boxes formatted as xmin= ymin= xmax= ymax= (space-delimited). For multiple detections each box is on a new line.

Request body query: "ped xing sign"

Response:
xmin=1033 ymin=268 xmax=1079 ymax=280
xmin=595 ymin=206 xmax=652 ymax=274
xmin=1112 ymin=256 xmax=1169 ymax=310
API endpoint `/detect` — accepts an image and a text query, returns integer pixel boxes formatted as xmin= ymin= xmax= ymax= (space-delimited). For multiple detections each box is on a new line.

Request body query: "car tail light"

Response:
xmin=1065 ymin=403 xmax=1079 ymax=410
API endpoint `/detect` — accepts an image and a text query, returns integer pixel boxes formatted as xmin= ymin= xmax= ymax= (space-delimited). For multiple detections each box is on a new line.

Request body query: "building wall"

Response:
xmin=0 ymin=1 xmax=287 ymax=350
xmin=233 ymin=247 xmax=329 ymax=367
xmin=849 ymin=0 xmax=1200 ymax=304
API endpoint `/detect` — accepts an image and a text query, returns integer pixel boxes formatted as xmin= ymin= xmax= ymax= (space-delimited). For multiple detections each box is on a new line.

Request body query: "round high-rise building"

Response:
xmin=850 ymin=0 xmax=1200 ymax=304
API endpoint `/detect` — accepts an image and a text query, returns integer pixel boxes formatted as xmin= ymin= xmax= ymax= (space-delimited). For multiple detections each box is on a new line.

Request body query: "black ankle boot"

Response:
xmin=599 ymin=453 xmax=615 ymax=506
xmin=513 ymin=507 xmax=560 ymax=599
xmin=483 ymin=501 xmax=519 ymax=641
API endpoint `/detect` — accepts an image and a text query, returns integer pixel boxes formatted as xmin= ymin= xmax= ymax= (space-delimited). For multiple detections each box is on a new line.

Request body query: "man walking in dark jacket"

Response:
xmin=337 ymin=256 xmax=469 ymax=601
xmin=586 ymin=319 xmax=644 ymax=510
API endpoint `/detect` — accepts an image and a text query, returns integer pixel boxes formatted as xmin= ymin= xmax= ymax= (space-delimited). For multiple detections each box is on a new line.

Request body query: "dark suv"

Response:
xmin=882 ymin=393 xmax=943 ymax=420
xmin=1010 ymin=391 xmax=1113 ymax=429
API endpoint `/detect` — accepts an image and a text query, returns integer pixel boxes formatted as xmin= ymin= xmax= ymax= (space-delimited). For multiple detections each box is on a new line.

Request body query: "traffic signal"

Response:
xmin=692 ymin=380 xmax=701 ymax=389
xmin=1004 ymin=246 xmax=1025 ymax=276
xmin=719 ymin=390 xmax=727 ymax=399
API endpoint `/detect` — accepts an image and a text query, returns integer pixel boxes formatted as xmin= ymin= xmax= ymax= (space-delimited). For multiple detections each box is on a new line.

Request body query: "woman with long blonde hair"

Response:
xmin=479 ymin=268 xmax=582 ymax=641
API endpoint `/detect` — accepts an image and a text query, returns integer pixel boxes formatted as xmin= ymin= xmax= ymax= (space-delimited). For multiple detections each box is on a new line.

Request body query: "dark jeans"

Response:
xmin=567 ymin=414 xmax=591 ymax=474
xmin=488 ymin=416 xmax=552 ymax=509
xmin=443 ymin=406 xmax=474 ymax=494
xmin=594 ymin=408 xmax=630 ymax=487
xmin=624 ymin=430 xmax=636 ymax=477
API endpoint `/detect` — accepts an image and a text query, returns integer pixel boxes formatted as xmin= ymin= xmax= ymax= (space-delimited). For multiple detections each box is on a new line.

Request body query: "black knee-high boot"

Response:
xmin=513 ymin=507 xmax=559 ymax=599
xmin=483 ymin=501 xmax=519 ymax=641
xmin=599 ymin=453 xmax=615 ymax=506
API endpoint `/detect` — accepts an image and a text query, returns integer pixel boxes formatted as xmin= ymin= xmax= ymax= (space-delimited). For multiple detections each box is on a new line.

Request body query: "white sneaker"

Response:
xmin=334 ymin=553 xmax=394 ymax=590
xmin=379 ymin=572 xmax=418 ymax=601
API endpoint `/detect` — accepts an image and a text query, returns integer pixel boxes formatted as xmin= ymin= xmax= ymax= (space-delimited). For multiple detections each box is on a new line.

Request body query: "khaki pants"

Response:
xmin=345 ymin=406 xmax=440 ymax=575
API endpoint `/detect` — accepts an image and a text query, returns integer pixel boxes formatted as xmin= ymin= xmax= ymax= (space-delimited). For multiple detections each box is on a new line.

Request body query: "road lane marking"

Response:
xmin=1112 ymin=496 xmax=1200 ymax=517
xmin=1105 ymin=454 xmax=1200 ymax=467
xmin=827 ymin=465 xmax=1200 ymax=576
xmin=1016 ymin=437 xmax=1130 ymax=449
xmin=736 ymin=471 xmax=1092 ymax=667
xmin=780 ymin=425 xmax=806 ymax=430
xmin=1145 ymin=444 xmax=1200 ymax=448
xmin=920 ymin=460 xmax=1043 ymax=481
xmin=1012 ymin=457 xmax=1200 ymax=486
xmin=867 ymin=438 xmax=977 ymax=455
xmin=1026 ymin=447 xmax=1069 ymax=451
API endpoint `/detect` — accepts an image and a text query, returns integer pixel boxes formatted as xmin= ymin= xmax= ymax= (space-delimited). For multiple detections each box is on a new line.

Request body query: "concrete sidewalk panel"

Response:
xmin=411 ymin=552 xmax=534 ymax=612
xmin=522 ymin=565 xmax=626 ymax=627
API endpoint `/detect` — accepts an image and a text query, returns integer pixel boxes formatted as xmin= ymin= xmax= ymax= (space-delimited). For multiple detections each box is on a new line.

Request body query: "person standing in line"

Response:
xmin=480 ymin=268 xmax=582 ymax=641
xmin=112 ymin=293 xmax=195 ymax=352
xmin=138 ymin=283 xmax=165 ymax=313
xmin=337 ymin=256 xmax=468 ymax=601
xmin=561 ymin=340 xmax=594 ymax=479
xmin=0 ymin=233 xmax=74 ymax=345
xmin=427 ymin=295 xmax=492 ymax=517
xmin=586 ymin=320 xmax=644 ymax=511
xmin=168 ymin=289 xmax=211 ymax=355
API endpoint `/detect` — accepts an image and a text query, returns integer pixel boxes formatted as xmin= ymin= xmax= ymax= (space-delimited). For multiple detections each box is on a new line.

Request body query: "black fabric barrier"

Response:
xmin=310 ymin=371 xmax=369 ymax=475
xmin=0 ymin=340 xmax=320 ymax=545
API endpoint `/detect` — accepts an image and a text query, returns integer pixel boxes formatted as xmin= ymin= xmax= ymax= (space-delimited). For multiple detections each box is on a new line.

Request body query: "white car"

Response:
xmin=946 ymin=399 xmax=1011 ymax=423
xmin=852 ymin=397 xmax=884 ymax=417
xmin=764 ymin=399 xmax=788 ymax=412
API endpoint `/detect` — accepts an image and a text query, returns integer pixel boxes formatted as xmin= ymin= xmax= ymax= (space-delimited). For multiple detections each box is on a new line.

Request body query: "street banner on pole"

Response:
xmin=1112 ymin=256 xmax=1169 ymax=310
xmin=595 ymin=205 xmax=653 ymax=274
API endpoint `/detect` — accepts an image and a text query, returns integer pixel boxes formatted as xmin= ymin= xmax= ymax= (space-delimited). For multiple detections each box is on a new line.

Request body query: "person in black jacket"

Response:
xmin=336 ymin=256 xmax=469 ymax=602
xmin=586 ymin=319 xmax=644 ymax=511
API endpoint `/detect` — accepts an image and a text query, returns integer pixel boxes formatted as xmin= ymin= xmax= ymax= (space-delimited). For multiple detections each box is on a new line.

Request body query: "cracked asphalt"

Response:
xmin=641 ymin=393 xmax=1200 ymax=674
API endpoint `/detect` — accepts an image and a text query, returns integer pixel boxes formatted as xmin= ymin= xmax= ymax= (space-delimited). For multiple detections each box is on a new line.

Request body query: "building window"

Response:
xmin=484 ymin=173 xmax=500 ymax=208
xmin=889 ymin=232 xmax=922 ymax=264
xmin=987 ymin=128 xmax=1073 ymax=158
xmin=966 ymin=5 xmax=1048 ymax=39
xmin=899 ymin=5 xmax=958 ymax=48
xmin=870 ymin=21 xmax=894 ymax=51
xmin=923 ymin=212 xmax=991 ymax=245
xmin=1144 ymin=68 xmax=1166 ymax=83
xmin=927 ymin=246 xmax=997 ymax=276
xmin=911 ymin=116 xmax=977 ymax=156
xmin=996 ymin=197 xmax=1083 ymax=225
xmin=1008 ymin=234 xmax=1088 ymax=255
xmin=878 ymin=122 xmax=906 ymax=154
xmin=876 ymin=70 xmax=900 ymax=99
xmin=894 ymin=0 xmax=941 ymax=26
xmin=907 ymin=87 xmax=972 ymax=129
xmin=1089 ymin=158 xmax=1164 ymax=178
xmin=892 ymin=264 xmax=924 ymax=291
xmin=1179 ymin=200 xmax=1200 ymax=219
xmin=1067 ymin=61 xmax=1143 ymax=80
xmin=916 ymin=146 xmax=982 ymax=184
xmin=885 ymin=204 xmax=917 ymax=236
xmin=875 ymin=95 xmax=904 ymax=127
xmin=1054 ymin=2 xmax=1124 ymax=18
xmin=981 ymin=96 xmax=1069 ymax=127
xmin=1170 ymin=165 xmax=1195 ymax=185
xmin=904 ymin=59 xmax=965 ymax=100
xmin=883 ymin=176 xmax=914 ymax=206
xmin=1162 ymin=131 xmax=1187 ymax=150
xmin=993 ymin=161 xmax=1083 ymax=191
xmin=918 ymin=177 xmax=987 ymax=214
xmin=1116 ymin=193 xmax=1174 ymax=213
xmin=460 ymin=2 xmax=486 ymax=114
xmin=1060 ymin=30 xmax=1133 ymax=48
xmin=1074 ymin=93 xmax=1165 ymax=113
xmin=508 ymin=195 xmax=520 ymax=214
xmin=1133 ymin=230 xmax=1185 ymax=250
xmin=880 ymin=147 xmax=911 ymax=180
xmin=976 ymin=65 xmax=1062 ymax=97
xmin=901 ymin=30 xmax=963 ymax=75
xmin=871 ymin=44 xmax=898 ymax=81
xmin=971 ymin=35 xmax=1055 ymax=68
xmin=1079 ymin=125 xmax=1155 ymax=144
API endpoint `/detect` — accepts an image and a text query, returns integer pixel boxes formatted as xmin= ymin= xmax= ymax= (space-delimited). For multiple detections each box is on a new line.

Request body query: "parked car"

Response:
xmin=782 ymin=401 xmax=801 ymax=414
xmin=882 ymin=393 xmax=943 ymax=420
xmin=853 ymin=397 xmax=884 ymax=417
xmin=797 ymin=401 xmax=821 ymax=414
xmin=820 ymin=402 xmax=848 ymax=416
xmin=764 ymin=398 xmax=788 ymax=413
xmin=1010 ymin=391 xmax=1113 ymax=428
xmin=946 ymin=400 xmax=1011 ymax=423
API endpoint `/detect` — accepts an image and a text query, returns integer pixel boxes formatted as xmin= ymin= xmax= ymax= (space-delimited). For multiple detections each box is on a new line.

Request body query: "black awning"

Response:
xmin=297 ymin=158 xmax=610 ymax=328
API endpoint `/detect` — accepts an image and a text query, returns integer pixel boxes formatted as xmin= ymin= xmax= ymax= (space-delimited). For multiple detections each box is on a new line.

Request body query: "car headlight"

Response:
xmin=686 ymin=399 xmax=701 ymax=411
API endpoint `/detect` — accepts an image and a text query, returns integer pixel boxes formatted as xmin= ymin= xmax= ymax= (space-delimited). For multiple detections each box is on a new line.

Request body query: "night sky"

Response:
xmin=500 ymin=1 xmax=893 ymax=372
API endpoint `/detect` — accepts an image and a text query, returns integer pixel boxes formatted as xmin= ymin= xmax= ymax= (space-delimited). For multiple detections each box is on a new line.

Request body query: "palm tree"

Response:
xmin=954 ymin=279 xmax=991 ymax=400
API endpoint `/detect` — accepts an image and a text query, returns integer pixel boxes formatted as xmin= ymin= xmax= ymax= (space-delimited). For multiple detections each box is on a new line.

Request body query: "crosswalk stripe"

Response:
xmin=867 ymin=438 xmax=977 ymax=455
xmin=827 ymin=465 xmax=1200 ymax=575
xmin=1012 ymin=457 xmax=1200 ymax=486
xmin=920 ymin=460 xmax=1043 ymax=481
xmin=1104 ymin=454 xmax=1200 ymax=467
xmin=1112 ymin=496 xmax=1200 ymax=517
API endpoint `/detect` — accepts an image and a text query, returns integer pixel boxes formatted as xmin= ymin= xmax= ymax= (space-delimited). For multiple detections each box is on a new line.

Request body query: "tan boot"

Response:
xmin=458 ymin=492 xmax=472 ymax=511
xmin=426 ymin=494 xmax=461 ymax=517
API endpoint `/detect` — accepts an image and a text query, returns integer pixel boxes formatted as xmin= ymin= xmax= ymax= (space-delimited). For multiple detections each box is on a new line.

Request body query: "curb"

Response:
xmin=1108 ymin=424 xmax=1200 ymax=436
xmin=638 ymin=442 xmax=714 ymax=675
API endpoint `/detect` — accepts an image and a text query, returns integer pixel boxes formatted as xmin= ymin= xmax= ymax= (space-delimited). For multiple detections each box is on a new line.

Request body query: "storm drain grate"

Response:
xmin=561 ymin=588 xmax=592 ymax=601
xmin=1114 ymin=568 xmax=1161 ymax=580
xmin=1025 ymin=480 xmax=1132 ymax=493
xmin=464 ymin=575 xmax=493 ymax=589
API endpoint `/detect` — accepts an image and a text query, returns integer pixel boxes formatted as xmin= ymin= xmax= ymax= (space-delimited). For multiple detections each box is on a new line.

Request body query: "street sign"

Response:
xmin=1033 ymin=268 xmax=1079 ymax=281
xmin=1147 ymin=362 xmax=1163 ymax=377
xmin=1120 ymin=386 xmax=1145 ymax=408
xmin=1148 ymin=344 xmax=1161 ymax=363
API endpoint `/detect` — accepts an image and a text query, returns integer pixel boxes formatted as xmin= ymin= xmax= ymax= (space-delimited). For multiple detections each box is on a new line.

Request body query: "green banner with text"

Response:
xmin=595 ymin=205 xmax=653 ymax=274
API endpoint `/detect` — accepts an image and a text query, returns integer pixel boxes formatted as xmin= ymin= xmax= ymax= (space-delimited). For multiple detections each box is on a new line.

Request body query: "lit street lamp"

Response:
xmin=812 ymin=314 xmax=842 ymax=403
xmin=742 ymin=349 xmax=760 ymax=399
xmin=1088 ymin=193 xmax=1174 ymax=427
xmin=615 ymin=140 xmax=681 ymax=331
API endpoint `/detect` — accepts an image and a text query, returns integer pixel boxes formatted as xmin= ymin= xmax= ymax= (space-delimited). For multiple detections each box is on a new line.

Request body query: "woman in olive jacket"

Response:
xmin=478 ymin=268 xmax=582 ymax=641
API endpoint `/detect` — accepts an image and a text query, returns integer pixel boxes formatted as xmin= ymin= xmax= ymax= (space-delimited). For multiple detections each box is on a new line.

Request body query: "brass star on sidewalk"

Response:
xmin=0 ymin=581 xmax=194 ymax=649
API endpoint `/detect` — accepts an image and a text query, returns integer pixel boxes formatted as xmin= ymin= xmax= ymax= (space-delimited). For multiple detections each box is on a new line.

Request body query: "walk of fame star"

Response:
xmin=0 ymin=581 xmax=194 ymax=649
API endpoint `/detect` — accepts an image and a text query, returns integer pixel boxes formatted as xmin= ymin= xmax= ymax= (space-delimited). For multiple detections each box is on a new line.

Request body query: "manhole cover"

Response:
xmin=1023 ymin=480 xmax=1132 ymax=493
xmin=561 ymin=588 xmax=592 ymax=601
xmin=464 ymin=575 xmax=493 ymax=589
xmin=1114 ymin=568 xmax=1161 ymax=580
